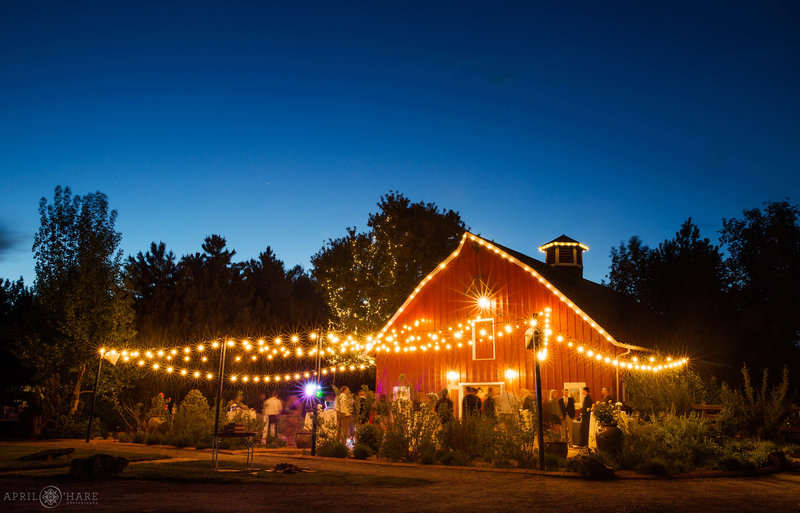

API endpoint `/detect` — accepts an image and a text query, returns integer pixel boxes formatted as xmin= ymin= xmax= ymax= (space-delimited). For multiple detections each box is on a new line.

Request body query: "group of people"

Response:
xmin=434 ymin=386 xmax=500 ymax=423
xmin=333 ymin=386 xmax=376 ymax=443
xmin=326 ymin=384 xmax=617 ymax=447
xmin=545 ymin=386 xmax=616 ymax=446
xmin=254 ymin=390 xmax=305 ymax=444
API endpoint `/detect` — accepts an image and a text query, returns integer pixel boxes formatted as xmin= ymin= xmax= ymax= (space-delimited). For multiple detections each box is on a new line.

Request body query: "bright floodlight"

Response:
xmin=477 ymin=296 xmax=491 ymax=309
xmin=304 ymin=382 xmax=320 ymax=398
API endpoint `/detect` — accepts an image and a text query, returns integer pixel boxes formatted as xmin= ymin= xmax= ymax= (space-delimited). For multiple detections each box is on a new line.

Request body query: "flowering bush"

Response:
xmin=379 ymin=399 xmax=438 ymax=462
xmin=591 ymin=401 xmax=618 ymax=424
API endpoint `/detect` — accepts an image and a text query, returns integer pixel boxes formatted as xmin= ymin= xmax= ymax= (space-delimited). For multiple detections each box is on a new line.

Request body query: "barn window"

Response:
xmin=472 ymin=318 xmax=496 ymax=360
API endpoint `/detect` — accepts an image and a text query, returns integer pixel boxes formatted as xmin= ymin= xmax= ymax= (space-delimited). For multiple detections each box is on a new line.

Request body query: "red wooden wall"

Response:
xmin=374 ymin=234 xmax=619 ymax=402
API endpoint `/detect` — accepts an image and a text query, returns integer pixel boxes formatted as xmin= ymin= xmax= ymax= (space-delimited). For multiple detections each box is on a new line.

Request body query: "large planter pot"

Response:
xmin=595 ymin=423 xmax=623 ymax=455
xmin=544 ymin=441 xmax=569 ymax=459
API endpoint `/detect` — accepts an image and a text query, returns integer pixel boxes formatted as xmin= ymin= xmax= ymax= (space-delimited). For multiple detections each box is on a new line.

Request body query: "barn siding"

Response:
xmin=374 ymin=237 xmax=618 ymax=403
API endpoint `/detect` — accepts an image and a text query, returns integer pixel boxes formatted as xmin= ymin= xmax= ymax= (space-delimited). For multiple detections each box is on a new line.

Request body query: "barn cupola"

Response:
xmin=538 ymin=235 xmax=589 ymax=278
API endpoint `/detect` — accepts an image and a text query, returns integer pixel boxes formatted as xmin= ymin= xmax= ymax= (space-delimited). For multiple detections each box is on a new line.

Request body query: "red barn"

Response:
xmin=369 ymin=232 xmax=686 ymax=417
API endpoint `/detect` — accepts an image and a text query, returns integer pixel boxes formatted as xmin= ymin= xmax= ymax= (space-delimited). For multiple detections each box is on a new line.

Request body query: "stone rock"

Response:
xmin=274 ymin=463 xmax=303 ymax=473
xmin=763 ymin=451 xmax=790 ymax=470
xmin=69 ymin=454 xmax=129 ymax=479
xmin=566 ymin=454 xmax=615 ymax=480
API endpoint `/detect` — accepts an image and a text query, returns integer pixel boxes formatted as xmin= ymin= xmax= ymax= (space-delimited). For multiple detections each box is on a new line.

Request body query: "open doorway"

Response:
xmin=452 ymin=382 xmax=504 ymax=419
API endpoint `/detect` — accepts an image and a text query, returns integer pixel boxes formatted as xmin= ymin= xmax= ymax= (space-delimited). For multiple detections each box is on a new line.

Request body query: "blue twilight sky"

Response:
xmin=1 ymin=1 xmax=798 ymax=285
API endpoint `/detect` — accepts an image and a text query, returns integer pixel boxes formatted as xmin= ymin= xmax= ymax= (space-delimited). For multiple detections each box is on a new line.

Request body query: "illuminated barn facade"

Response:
xmin=370 ymin=232 xmax=685 ymax=416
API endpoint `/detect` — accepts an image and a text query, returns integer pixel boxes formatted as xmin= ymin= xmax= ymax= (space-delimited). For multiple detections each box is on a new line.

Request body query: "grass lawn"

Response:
xmin=1 ymin=456 xmax=432 ymax=487
xmin=123 ymin=460 xmax=432 ymax=486
xmin=0 ymin=443 xmax=171 ymax=472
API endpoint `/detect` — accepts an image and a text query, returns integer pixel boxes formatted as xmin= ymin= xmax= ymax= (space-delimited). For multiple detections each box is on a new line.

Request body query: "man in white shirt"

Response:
xmin=263 ymin=391 xmax=283 ymax=439
xmin=334 ymin=386 xmax=353 ymax=443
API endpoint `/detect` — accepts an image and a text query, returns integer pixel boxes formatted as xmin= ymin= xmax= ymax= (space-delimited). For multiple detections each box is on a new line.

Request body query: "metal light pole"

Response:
xmin=311 ymin=333 xmax=321 ymax=456
xmin=525 ymin=321 xmax=546 ymax=471
xmin=85 ymin=352 xmax=104 ymax=443
xmin=213 ymin=341 xmax=228 ymax=436
xmin=532 ymin=328 xmax=545 ymax=471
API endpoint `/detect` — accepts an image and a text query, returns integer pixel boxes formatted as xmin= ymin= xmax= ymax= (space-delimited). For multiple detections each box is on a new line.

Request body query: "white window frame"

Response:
xmin=471 ymin=317 xmax=496 ymax=360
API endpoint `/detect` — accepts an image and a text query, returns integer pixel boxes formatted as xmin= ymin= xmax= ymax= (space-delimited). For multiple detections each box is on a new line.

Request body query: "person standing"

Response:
xmin=548 ymin=390 xmax=561 ymax=427
xmin=580 ymin=387 xmax=593 ymax=447
xmin=434 ymin=389 xmax=454 ymax=424
xmin=462 ymin=387 xmax=482 ymax=417
xmin=520 ymin=389 xmax=535 ymax=413
xmin=559 ymin=389 xmax=576 ymax=445
xmin=354 ymin=389 xmax=369 ymax=425
xmin=483 ymin=387 xmax=496 ymax=418
xmin=263 ymin=391 xmax=283 ymax=440
xmin=601 ymin=387 xmax=616 ymax=404
xmin=334 ymin=386 xmax=353 ymax=443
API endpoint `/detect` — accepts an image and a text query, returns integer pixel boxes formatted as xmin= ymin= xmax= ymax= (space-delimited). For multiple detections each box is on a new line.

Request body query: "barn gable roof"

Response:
xmin=378 ymin=232 xmax=669 ymax=352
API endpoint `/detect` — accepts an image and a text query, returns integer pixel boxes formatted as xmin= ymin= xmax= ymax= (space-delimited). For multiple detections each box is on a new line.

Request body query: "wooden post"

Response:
xmin=85 ymin=353 xmax=103 ymax=443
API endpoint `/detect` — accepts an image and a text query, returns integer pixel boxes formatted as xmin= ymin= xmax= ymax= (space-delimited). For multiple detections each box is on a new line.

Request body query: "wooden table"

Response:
xmin=211 ymin=432 xmax=257 ymax=471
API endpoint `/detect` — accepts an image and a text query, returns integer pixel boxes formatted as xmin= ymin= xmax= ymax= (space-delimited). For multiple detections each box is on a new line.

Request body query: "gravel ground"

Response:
xmin=2 ymin=440 xmax=798 ymax=513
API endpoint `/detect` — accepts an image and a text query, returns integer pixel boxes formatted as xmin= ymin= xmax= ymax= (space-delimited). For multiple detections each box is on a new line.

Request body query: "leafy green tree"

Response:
xmin=720 ymin=200 xmax=800 ymax=374
xmin=30 ymin=186 xmax=135 ymax=416
xmin=312 ymin=192 xmax=467 ymax=333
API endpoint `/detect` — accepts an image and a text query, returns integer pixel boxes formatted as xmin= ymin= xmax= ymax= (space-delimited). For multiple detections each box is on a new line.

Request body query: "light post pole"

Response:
xmin=213 ymin=341 xmax=228 ymax=437
xmin=526 ymin=319 xmax=546 ymax=471
xmin=310 ymin=332 xmax=321 ymax=456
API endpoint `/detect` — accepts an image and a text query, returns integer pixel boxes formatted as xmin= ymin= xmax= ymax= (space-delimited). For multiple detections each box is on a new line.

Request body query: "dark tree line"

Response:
xmin=607 ymin=200 xmax=800 ymax=381
xmin=2 ymin=186 xmax=796 ymax=435
xmin=126 ymin=235 xmax=329 ymax=344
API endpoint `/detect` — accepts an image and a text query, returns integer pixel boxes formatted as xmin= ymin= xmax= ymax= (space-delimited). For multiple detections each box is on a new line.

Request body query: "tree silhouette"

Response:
xmin=721 ymin=200 xmax=800 ymax=376
xmin=312 ymin=191 xmax=467 ymax=333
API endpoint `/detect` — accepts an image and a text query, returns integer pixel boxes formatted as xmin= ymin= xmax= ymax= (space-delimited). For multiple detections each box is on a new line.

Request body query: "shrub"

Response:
xmin=356 ymin=423 xmax=383 ymax=454
xmin=625 ymin=369 xmax=706 ymax=416
xmin=717 ymin=366 xmax=790 ymax=440
xmin=194 ymin=437 xmax=212 ymax=450
xmin=636 ymin=457 xmax=670 ymax=476
xmin=132 ymin=431 xmax=147 ymax=444
xmin=117 ymin=432 xmax=133 ymax=443
xmin=264 ymin=435 xmax=286 ymax=448
xmin=617 ymin=411 xmax=716 ymax=474
xmin=713 ymin=438 xmax=780 ymax=471
xmin=450 ymin=450 xmax=472 ymax=467
xmin=173 ymin=390 xmax=213 ymax=442
xmin=494 ymin=409 xmax=537 ymax=468
xmin=379 ymin=400 xmax=438 ymax=462
xmin=352 ymin=444 xmax=373 ymax=460
xmin=313 ymin=415 xmax=339 ymax=452
xmin=146 ymin=433 xmax=165 ymax=445
xmin=419 ymin=450 xmax=436 ymax=465
xmin=43 ymin=415 xmax=104 ymax=439
xmin=438 ymin=415 xmax=496 ymax=463
xmin=319 ymin=441 xmax=349 ymax=458
xmin=544 ymin=453 xmax=566 ymax=470
xmin=168 ymin=434 xmax=192 ymax=448
xmin=147 ymin=393 xmax=170 ymax=426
